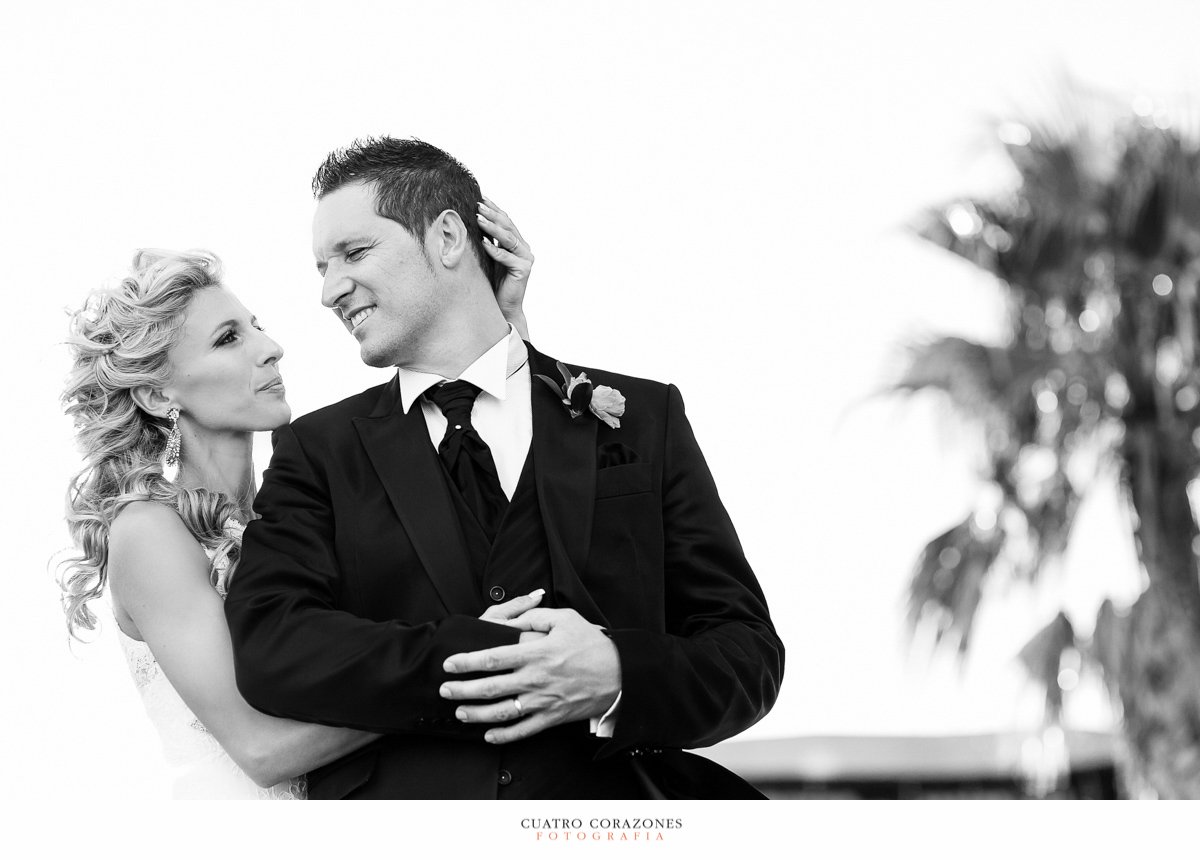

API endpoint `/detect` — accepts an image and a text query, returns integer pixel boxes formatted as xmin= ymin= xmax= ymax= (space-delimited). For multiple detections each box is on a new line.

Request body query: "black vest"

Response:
xmin=436 ymin=446 xmax=642 ymax=797
xmin=441 ymin=448 xmax=558 ymax=609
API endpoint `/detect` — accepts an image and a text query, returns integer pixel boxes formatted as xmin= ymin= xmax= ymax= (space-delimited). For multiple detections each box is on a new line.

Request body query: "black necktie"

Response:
xmin=427 ymin=380 xmax=508 ymax=542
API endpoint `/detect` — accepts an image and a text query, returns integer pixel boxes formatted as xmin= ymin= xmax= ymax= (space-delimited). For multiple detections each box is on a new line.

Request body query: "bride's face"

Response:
xmin=162 ymin=286 xmax=291 ymax=434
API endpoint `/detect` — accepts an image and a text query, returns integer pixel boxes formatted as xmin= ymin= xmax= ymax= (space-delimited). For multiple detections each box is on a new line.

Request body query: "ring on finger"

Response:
xmin=512 ymin=697 xmax=523 ymax=716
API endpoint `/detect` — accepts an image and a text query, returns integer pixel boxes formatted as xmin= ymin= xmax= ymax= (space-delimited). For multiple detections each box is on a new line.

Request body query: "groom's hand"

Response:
xmin=439 ymin=608 xmax=620 ymax=744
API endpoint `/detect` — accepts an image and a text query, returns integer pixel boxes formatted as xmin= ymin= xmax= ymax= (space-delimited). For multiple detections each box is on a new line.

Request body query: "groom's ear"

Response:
xmin=131 ymin=385 xmax=174 ymax=419
xmin=430 ymin=208 xmax=469 ymax=269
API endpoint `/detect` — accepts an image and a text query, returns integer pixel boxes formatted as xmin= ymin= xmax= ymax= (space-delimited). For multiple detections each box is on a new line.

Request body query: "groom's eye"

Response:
xmin=346 ymin=247 xmax=366 ymax=262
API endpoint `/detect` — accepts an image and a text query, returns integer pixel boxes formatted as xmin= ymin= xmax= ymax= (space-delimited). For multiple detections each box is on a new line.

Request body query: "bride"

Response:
xmin=58 ymin=201 xmax=537 ymax=799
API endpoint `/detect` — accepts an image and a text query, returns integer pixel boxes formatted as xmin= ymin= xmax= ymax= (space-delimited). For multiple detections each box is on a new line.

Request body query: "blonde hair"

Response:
xmin=59 ymin=249 xmax=243 ymax=639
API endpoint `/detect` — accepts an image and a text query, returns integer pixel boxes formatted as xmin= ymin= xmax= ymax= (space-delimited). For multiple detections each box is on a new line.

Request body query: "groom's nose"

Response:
xmin=321 ymin=264 xmax=352 ymax=309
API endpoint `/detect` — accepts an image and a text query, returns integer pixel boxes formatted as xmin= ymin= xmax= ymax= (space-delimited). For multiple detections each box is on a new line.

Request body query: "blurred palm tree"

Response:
xmin=897 ymin=87 xmax=1200 ymax=797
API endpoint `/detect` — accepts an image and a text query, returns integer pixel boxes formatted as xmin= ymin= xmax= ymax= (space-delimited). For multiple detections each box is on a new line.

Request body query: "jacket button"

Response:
xmin=489 ymin=586 xmax=506 ymax=602
xmin=497 ymin=769 xmax=513 ymax=786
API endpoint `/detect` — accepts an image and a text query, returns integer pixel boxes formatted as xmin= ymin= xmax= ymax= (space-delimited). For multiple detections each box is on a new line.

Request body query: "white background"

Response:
xmin=3 ymin=0 xmax=1198 ymax=847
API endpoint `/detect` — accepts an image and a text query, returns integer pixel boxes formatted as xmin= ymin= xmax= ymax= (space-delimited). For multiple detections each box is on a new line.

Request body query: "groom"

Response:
xmin=224 ymin=137 xmax=784 ymax=799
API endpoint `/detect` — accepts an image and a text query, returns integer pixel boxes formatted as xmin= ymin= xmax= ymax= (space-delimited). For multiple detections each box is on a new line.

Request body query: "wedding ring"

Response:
xmin=512 ymin=697 xmax=523 ymax=716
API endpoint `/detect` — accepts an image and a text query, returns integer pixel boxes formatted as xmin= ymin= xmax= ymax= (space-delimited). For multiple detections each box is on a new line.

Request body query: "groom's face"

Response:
xmin=313 ymin=182 xmax=445 ymax=368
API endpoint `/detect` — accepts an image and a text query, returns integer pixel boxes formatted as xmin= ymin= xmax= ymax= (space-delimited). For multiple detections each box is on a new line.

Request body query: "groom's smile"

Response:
xmin=341 ymin=304 xmax=377 ymax=334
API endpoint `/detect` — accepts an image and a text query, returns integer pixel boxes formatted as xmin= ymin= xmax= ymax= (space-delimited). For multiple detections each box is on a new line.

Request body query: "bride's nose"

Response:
xmin=258 ymin=333 xmax=284 ymax=365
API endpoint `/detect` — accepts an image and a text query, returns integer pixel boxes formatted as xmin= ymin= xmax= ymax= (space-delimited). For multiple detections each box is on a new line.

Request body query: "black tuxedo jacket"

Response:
xmin=225 ymin=344 xmax=784 ymax=798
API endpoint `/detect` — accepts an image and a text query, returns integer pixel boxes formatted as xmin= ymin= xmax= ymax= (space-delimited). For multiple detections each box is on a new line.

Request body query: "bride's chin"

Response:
xmin=257 ymin=406 xmax=292 ymax=431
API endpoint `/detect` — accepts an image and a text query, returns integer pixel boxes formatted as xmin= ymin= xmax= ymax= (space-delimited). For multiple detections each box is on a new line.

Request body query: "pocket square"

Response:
xmin=597 ymin=441 xmax=641 ymax=469
xmin=595 ymin=462 xmax=653 ymax=499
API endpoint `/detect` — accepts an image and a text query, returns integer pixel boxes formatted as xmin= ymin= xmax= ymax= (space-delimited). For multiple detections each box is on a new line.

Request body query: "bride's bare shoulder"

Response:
xmin=110 ymin=500 xmax=191 ymax=543
xmin=109 ymin=501 xmax=209 ymax=583
xmin=108 ymin=501 xmax=214 ymax=637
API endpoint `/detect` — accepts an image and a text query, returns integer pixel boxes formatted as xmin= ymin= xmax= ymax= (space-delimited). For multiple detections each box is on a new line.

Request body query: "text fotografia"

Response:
xmin=521 ymin=819 xmax=683 ymax=843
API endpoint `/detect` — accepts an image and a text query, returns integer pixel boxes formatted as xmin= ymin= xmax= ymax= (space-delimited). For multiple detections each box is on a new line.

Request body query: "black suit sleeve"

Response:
xmin=224 ymin=422 xmax=519 ymax=734
xmin=605 ymin=384 xmax=784 ymax=749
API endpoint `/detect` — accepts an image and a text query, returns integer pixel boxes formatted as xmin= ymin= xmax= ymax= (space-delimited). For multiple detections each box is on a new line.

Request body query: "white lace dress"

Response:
xmin=117 ymin=520 xmax=306 ymax=799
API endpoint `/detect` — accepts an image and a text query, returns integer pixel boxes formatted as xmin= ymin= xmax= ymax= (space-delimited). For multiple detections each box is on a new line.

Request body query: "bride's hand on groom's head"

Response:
xmin=478 ymin=587 xmax=544 ymax=623
xmin=477 ymin=198 xmax=534 ymax=339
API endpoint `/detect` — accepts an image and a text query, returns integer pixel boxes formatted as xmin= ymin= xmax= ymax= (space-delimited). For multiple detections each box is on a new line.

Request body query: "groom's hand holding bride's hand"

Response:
xmin=440 ymin=607 xmax=621 ymax=744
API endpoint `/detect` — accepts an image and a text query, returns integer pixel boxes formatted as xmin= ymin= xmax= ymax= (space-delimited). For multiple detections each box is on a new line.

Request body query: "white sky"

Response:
xmin=4 ymin=0 xmax=1199 ymax=829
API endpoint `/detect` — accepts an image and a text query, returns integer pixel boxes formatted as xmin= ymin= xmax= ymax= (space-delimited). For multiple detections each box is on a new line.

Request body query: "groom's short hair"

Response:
xmin=312 ymin=136 xmax=499 ymax=290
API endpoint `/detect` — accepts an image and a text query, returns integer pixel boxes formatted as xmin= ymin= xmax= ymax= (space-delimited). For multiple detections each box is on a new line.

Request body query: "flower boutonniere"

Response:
xmin=536 ymin=361 xmax=626 ymax=429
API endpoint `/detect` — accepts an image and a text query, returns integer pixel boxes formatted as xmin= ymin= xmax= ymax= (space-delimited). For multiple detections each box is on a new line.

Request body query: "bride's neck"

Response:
xmin=175 ymin=431 xmax=256 ymax=521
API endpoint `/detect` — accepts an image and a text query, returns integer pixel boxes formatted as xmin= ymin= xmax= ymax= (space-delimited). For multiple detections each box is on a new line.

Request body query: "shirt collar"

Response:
xmin=397 ymin=324 xmax=528 ymax=414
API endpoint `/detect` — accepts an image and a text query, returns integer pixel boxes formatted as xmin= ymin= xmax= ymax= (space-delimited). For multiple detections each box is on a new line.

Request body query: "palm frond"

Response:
xmin=1017 ymin=611 xmax=1076 ymax=716
xmin=907 ymin=516 xmax=1004 ymax=655
xmin=891 ymin=336 xmax=1013 ymax=421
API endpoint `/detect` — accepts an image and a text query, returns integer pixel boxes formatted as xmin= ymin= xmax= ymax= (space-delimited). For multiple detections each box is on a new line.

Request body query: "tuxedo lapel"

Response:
xmin=527 ymin=345 xmax=609 ymax=626
xmin=352 ymin=374 xmax=479 ymax=616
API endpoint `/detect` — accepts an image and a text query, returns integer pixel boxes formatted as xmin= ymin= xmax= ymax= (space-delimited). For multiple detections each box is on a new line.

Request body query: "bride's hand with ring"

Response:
xmin=477 ymin=198 xmax=534 ymax=340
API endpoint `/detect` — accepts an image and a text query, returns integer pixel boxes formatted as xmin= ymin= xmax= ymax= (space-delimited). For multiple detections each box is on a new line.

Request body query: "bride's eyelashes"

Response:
xmin=214 ymin=319 xmax=266 ymax=348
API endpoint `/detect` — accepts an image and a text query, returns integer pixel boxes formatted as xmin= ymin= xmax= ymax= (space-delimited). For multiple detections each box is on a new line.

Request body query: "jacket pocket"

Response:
xmin=595 ymin=462 xmax=653 ymax=499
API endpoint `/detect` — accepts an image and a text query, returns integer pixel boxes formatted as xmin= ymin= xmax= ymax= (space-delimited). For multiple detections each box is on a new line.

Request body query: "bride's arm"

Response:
xmin=477 ymin=198 xmax=533 ymax=340
xmin=108 ymin=501 xmax=379 ymax=788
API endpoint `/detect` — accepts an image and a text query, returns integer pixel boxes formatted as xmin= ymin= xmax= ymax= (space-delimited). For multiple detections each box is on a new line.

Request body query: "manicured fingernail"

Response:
xmin=530 ymin=588 xmax=545 ymax=599
xmin=456 ymin=708 xmax=467 ymax=721
xmin=439 ymin=684 xmax=451 ymax=697
xmin=476 ymin=213 xmax=487 ymax=221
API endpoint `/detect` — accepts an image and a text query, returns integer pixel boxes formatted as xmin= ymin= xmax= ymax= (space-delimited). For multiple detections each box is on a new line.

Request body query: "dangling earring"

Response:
xmin=165 ymin=407 xmax=181 ymax=466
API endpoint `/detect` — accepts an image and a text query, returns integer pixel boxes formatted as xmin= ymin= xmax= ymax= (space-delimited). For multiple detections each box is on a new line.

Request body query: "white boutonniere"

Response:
xmin=536 ymin=361 xmax=626 ymax=429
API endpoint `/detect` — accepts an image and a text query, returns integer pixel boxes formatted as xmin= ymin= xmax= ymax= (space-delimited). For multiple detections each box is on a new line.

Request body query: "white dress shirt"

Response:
xmin=395 ymin=325 xmax=619 ymax=735
xmin=397 ymin=324 xmax=532 ymax=499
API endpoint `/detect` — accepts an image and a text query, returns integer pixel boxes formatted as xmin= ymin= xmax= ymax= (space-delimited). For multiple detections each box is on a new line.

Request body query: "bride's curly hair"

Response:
xmin=59 ymin=249 xmax=244 ymax=640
